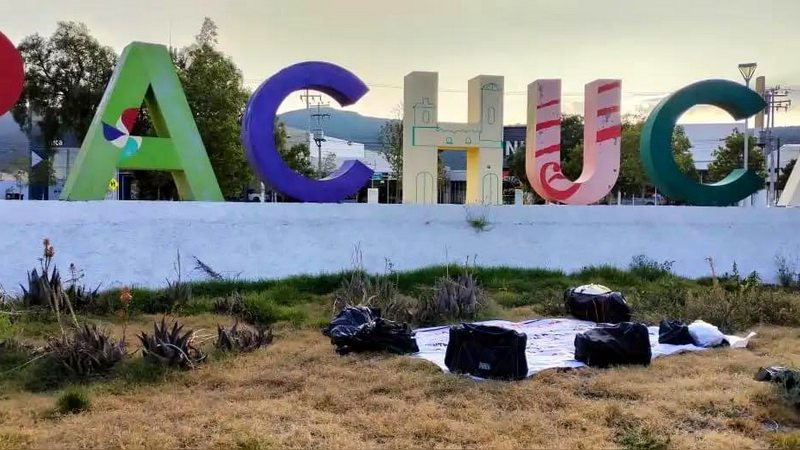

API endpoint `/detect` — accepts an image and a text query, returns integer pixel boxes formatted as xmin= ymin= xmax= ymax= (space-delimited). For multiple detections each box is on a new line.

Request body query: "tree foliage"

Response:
xmin=273 ymin=119 xmax=315 ymax=178
xmin=378 ymin=119 xmax=403 ymax=179
xmin=706 ymin=130 xmax=766 ymax=183
xmin=12 ymin=22 xmax=117 ymax=184
xmin=173 ymin=18 xmax=252 ymax=198
xmin=778 ymin=158 xmax=796 ymax=192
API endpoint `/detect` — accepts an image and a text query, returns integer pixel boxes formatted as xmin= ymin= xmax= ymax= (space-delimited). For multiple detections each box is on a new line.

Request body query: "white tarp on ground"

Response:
xmin=413 ymin=318 xmax=754 ymax=378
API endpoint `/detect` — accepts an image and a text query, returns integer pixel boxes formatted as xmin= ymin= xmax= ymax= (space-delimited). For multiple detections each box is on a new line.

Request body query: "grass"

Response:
xmin=1 ymin=259 xmax=799 ymax=447
xmin=55 ymin=385 xmax=91 ymax=414
xmin=0 ymin=325 xmax=799 ymax=447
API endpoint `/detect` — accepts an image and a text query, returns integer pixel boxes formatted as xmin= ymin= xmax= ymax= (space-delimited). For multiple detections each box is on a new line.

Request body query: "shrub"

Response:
xmin=628 ymin=255 xmax=674 ymax=282
xmin=64 ymin=263 xmax=101 ymax=311
xmin=416 ymin=273 xmax=485 ymax=324
xmin=213 ymin=291 xmax=245 ymax=315
xmin=162 ymin=250 xmax=191 ymax=312
xmin=139 ymin=319 xmax=206 ymax=369
xmin=466 ymin=212 xmax=490 ymax=232
xmin=56 ymin=385 xmax=91 ymax=414
xmin=216 ymin=321 xmax=273 ymax=353
xmin=776 ymin=255 xmax=799 ymax=288
xmin=47 ymin=325 xmax=127 ymax=378
xmin=241 ymin=293 xmax=306 ymax=327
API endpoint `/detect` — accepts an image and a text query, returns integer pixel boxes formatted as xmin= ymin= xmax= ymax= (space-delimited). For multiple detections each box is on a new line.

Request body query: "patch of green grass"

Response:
xmin=56 ymin=385 xmax=91 ymax=414
xmin=241 ymin=292 xmax=308 ymax=327
xmin=466 ymin=214 xmax=490 ymax=232
xmin=614 ymin=425 xmax=669 ymax=450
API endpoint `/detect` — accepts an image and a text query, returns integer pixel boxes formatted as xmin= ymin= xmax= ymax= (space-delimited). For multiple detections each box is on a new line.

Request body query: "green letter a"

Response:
xmin=62 ymin=42 xmax=223 ymax=201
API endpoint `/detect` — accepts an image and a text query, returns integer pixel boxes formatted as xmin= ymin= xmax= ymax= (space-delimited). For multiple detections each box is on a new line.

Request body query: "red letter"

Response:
xmin=0 ymin=31 xmax=24 ymax=115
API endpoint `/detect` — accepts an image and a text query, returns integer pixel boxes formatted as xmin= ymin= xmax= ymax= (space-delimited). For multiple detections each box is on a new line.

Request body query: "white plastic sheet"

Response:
xmin=412 ymin=318 xmax=755 ymax=378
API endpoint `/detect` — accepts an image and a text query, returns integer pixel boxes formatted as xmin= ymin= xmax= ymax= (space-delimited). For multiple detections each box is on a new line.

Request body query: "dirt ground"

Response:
xmin=1 ymin=315 xmax=800 ymax=449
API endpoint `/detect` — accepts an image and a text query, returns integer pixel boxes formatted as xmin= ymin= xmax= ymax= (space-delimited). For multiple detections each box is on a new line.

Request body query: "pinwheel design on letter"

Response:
xmin=102 ymin=108 xmax=142 ymax=159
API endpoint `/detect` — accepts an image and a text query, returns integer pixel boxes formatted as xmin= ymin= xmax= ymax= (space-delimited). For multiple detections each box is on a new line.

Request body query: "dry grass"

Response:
xmin=1 ymin=313 xmax=799 ymax=449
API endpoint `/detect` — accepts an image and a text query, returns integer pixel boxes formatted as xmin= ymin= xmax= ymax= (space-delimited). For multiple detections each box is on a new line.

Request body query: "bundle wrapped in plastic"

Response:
xmin=323 ymin=306 xmax=419 ymax=355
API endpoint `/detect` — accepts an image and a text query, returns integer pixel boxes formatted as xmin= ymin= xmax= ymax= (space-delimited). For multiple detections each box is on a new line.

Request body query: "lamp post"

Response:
xmin=738 ymin=62 xmax=757 ymax=206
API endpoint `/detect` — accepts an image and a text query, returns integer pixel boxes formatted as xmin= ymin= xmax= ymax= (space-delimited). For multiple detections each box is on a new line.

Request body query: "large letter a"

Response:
xmin=62 ymin=42 xmax=223 ymax=201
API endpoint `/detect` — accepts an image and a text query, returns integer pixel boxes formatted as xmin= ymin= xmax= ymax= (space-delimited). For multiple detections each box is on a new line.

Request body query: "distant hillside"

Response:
xmin=278 ymin=107 xmax=390 ymax=150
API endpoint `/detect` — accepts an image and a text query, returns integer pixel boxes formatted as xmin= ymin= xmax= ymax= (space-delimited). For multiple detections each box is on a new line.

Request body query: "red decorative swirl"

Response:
xmin=539 ymin=162 xmax=580 ymax=201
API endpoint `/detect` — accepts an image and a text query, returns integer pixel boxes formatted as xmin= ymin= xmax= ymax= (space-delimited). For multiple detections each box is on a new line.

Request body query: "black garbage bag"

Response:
xmin=323 ymin=306 xmax=419 ymax=355
xmin=574 ymin=322 xmax=651 ymax=368
xmin=444 ymin=324 xmax=528 ymax=380
xmin=564 ymin=285 xmax=631 ymax=324
xmin=658 ymin=320 xmax=694 ymax=345
xmin=755 ymin=366 xmax=800 ymax=408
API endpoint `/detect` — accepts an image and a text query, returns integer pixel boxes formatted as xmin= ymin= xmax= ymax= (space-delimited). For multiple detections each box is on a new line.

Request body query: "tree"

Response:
xmin=318 ymin=153 xmax=337 ymax=178
xmin=616 ymin=118 xmax=697 ymax=199
xmin=378 ymin=119 xmax=402 ymax=182
xmin=273 ymin=119 xmax=314 ymax=177
xmin=171 ymin=17 xmax=253 ymax=199
xmin=12 ymin=22 xmax=117 ymax=185
xmin=778 ymin=158 xmax=797 ymax=192
xmin=706 ymin=130 xmax=766 ymax=183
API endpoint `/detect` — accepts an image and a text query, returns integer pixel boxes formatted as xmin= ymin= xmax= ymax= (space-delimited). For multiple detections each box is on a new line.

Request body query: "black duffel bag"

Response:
xmin=444 ymin=324 xmax=528 ymax=380
xmin=574 ymin=322 xmax=652 ymax=368
xmin=564 ymin=284 xmax=631 ymax=324
xmin=658 ymin=320 xmax=694 ymax=345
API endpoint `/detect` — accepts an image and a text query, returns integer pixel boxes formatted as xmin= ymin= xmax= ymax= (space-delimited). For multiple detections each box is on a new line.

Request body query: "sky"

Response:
xmin=2 ymin=0 xmax=799 ymax=125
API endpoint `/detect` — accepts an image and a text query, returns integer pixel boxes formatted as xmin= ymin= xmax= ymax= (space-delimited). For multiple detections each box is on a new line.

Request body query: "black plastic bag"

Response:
xmin=323 ymin=306 xmax=419 ymax=355
xmin=658 ymin=320 xmax=694 ymax=345
xmin=564 ymin=285 xmax=631 ymax=324
xmin=574 ymin=322 xmax=652 ymax=368
xmin=444 ymin=324 xmax=528 ymax=380
xmin=755 ymin=366 xmax=800 ymax=408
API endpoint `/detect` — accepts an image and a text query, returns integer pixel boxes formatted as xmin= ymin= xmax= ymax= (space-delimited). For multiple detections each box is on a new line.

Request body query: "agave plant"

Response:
xmin=216 ymin=321 xmax=273 ymax=353
xmin=48 ymin=324 xmax=127 ymax=378
xmin=138 ymin=318 xmax=206 ymax=369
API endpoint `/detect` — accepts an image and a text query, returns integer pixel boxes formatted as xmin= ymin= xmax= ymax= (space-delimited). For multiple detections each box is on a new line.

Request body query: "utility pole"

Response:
xmin=311 ymin=102 xmax=330 ymax=176
xmin=762 ymin=85 xmax=792 ymax=205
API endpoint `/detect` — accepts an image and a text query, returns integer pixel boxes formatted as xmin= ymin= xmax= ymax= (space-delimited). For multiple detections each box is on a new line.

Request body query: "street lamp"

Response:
xmin=738 ymin=63 xmax=757 ymax=171
xmin=738 ymin=62 xmax=757 ymax=207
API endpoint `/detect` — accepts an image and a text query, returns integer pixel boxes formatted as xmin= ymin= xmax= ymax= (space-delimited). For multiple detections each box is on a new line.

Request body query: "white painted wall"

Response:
xmin=0 ymin=202 xmax=798 ymax=293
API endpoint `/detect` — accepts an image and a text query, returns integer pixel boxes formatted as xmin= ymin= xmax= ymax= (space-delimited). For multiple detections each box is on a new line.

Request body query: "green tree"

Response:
xmin=273 ymin=119 xmax=314 ymax=177
xmin=173 ymin=17 xmax=253 ymax=199
xmin=12 ymin=22 xmax=117 ymax=185
xmin=378 ymin=119 xmax=402 ymax=182
xmin=706 ymin=130 xmax=766 ymax=183
xmin=616 ymin=118 xmax=697 ymax=199
xmin=778 ymin=158 xmax=796 ymax=192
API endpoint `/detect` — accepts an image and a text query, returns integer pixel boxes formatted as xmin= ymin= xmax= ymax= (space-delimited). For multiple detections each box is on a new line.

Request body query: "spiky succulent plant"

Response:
xmin=48 ymin=324 xmax=126 ymax=378
xmin=138 ymin=318 xmax=206 ymax=369
xmin=216 ymin=321 xmax=273 ymax=353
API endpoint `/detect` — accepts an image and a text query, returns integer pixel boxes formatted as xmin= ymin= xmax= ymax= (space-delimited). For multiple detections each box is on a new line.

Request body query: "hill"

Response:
xmin=278 ymin=107 xmax=390 ymax=150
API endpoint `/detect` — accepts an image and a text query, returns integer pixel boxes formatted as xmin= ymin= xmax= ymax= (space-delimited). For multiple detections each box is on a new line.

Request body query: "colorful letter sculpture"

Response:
xmin=402 ymin=72 xmax=504 ymax=204
xmin=62 ymin=42 xmax=223 ymax=201
xmin=526 ymin=79 xmax=621 ymax=204
xmin=0 ymin=31 xmax=24 ymax=115
xmin=241 ymin=62 xmax=373 ymax=203
xmin=640 ymin=80 xmax=766 ymax=206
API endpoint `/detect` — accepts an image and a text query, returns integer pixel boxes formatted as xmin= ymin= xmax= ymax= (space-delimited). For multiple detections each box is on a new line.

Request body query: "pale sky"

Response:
xmin=2 ymin=0 xmax=799 ymax=125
